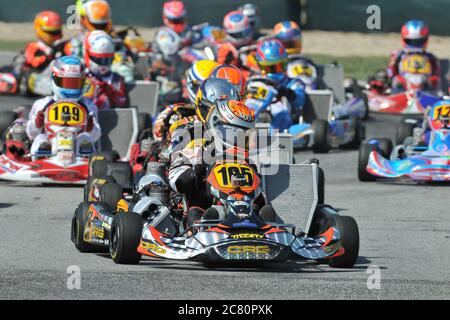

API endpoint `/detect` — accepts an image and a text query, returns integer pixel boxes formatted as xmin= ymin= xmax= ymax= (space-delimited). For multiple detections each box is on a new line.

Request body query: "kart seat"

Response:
xmin=127 ymin=80 xmax=160 ymax=116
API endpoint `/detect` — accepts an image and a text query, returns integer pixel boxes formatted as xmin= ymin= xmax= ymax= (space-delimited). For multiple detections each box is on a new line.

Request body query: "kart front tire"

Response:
xmin=110 ymin=212 xmax=142 ymax=264
xmin=84 ymin=175 xmax=117 ymax=202
xmin=311 ymin=119 xmax=330 ymax=153
xmin=71 ymin=202 xmax=98 ymax=253
xmin=324 ymin=215 xmax=360 ymax=268
xmin=358 ymin=142 xmax=377 ymax=182
xmin=99 ymin=182 xmax=123 ymax=212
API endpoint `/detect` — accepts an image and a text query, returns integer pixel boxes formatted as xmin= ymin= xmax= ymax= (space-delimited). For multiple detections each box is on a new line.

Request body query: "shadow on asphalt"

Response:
xmin=0 ymin=202 xmax=15 ymax=209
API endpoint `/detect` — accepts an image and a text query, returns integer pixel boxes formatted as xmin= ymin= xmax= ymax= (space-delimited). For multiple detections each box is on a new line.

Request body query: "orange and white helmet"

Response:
xmin=34 ymin=11 xmax=63 ymax=45
xmin=209 ymin=64 xmax=246 ymax=96
xmin=80 ymin=0 xmax=112 ymax=32
xmin=84 ymin=30 xmax=115 ymax=76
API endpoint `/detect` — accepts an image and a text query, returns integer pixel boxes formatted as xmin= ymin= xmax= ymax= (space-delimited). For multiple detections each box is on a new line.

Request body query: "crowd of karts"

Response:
xmin=0 ymin=0 xmax=448 ymax=268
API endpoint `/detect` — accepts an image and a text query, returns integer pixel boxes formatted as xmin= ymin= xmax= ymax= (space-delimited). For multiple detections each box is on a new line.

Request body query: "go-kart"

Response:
xmin=0 ymin=102 xmax=145 ymax=184
xmin=245 ymin=76 xmax=364 ymax=153
xmin=364 ymin=53 xmax=441 ymax=114
xmin=71 ymin=158 xmax=359 ymax=268
xmin=358 ymin=102 xmax=450 ymax=182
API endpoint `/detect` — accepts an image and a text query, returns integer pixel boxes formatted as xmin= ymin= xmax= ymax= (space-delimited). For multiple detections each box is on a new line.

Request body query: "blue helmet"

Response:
xmin=51 ymin=56 xmax=86 ymax=100
xmin=255 ymin=39 xmax=288 ymax=82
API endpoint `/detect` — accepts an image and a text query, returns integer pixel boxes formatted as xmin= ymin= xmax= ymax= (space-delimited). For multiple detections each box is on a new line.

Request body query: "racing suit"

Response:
xmin=84 ymin=70 xmax=128 ymax=109
xmin=387 ymin=49 xmax=440 ymax=92
xmin=268 ymin=75 xmax=306 ymax=131
xmin=26 ymin=96 xmax=101 ymax=157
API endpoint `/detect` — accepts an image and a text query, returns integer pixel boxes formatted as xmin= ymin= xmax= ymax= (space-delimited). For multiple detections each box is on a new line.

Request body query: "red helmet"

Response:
xmin=163 ymin=1 xmax=187 ymax=34
xmin=34 ymin=11 xmax=62 ymax=45
xmin=210 ymin=64 xmax=246 ymax=97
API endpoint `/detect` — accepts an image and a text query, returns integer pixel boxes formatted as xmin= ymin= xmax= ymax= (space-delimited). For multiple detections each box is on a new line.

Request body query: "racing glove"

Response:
xmin=34 ymin=110 xmax=45 ymax=129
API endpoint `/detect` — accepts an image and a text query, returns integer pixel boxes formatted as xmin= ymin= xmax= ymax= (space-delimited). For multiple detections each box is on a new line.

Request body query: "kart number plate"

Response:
xmin=401 ymin=54 xmax=432 ymax=75
xmin=47 ymin=101 xmax=87 ymax=126
xmin=211 ymin=163 xmax=255 ymax=189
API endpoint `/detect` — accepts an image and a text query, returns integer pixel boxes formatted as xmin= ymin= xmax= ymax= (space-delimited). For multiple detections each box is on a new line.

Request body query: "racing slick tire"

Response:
xmin=311 ymin=119 xmax=330 ymax=153
xmin=138 ymin=112 xmax=152 ymax=140
xmin=110 ymin=212 xmax=142 ymax=264
xmin=88 ymin=151 xmax=119 ymax=176
xmin=358 ymin=142 xmax=377 ymax=181
xmin=0 ymin=110 xmax=16 ymax=140
xmin=71 ymin=202 xmax=99 ymax=253
xmin=108 ymin=162 xmax=133 ymax=188
xmin=99 ymin=182 xmax=123 ymax=212
xmin=396 ymin=120 xmax=416 ymax=145
xmin=84 ymin=175 xmax=117 ymax=202
xmin=323 ymin=215 xmax=359 ymax=268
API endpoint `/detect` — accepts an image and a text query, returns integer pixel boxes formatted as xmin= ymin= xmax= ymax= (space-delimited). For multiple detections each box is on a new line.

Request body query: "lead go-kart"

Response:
xmin=245 ymin=76 xmax=365 ymax=153
xmin=358 ymin=102 xmax=450 ymax=182
xmin=0 ymin=99 xmax=151 ymax=184
xmin=0 ymin=100 xmax=93 ymax=183
xmin=71 ymin=155 xmax=360 ymax=268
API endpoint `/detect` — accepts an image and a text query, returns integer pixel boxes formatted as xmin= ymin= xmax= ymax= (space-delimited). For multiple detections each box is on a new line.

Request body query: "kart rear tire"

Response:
xmin=88 ymin=151 xmax=119 ymax=176
xmin=358 ymin=142 xmax=377 ymax=182
xmin=108 ymin=162 xmax=133 ymax=188
xmin=110 ymin=212 xmax=142 ymax=264
xmin=396 ymin=120 xmax=416 ymax=145
xmin=324 ymin=215 xmax=359 ymax=268
xmin=99 ymin=182 xmax=123 ymax=212
xmin=84 ymin=175 xmax=117 ymax=202
xmin=71 ymin=202 xmax=98 ymax=253
xmin=0 ymin=110 xmax=17 ymax=139
xmin=311 ymin=119 xmax=330 ymax=153
xmin=138 ymin=112 xmax=152 ymax=140
xmin=344 ymin=117 xmax=363 ymax=149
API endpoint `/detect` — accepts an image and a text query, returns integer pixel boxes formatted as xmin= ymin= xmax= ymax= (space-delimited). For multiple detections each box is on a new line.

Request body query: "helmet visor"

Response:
xmin=53 ymin=76 xmax=85 ymax=90
xmin=90 ymin=55 xmax=114 ymax=66
xmin=404 ymin=38 xmax=427 ymax=47
xmin=260 ymin=62 xmax=286 ymax=75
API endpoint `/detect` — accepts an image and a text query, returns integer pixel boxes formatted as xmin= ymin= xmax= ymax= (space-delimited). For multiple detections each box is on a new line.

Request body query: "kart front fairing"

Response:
xmin=366 ymin=89 xmax=440 ymax=114
xmin=137 ymin=212 xmax=344 ymax=262
xmin=367 ymin=132 xmax=450 ymax=181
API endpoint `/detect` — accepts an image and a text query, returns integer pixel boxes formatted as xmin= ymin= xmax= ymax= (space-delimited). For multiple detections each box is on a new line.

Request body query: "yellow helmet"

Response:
xmin=185 ymin=60 xmax=219 ymax=104
xmin=34 ymin=11 xmax=63 ymax=45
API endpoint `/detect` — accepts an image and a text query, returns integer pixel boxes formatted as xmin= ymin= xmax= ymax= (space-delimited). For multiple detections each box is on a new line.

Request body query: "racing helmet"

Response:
xmin=205 ymin=98 xmax=255 ymax=155
xmin=401 ymin=20 xmax=429 ymax=50
xmin=238 ymin=3 xmax=261 ymax=35
xmin=223 ymin=10 xmax=252 ymax=47
xmin=84 ymin=30 xmax=115 ymax=76
xmin=154 ymin=27 xmax=181 ymax=61
xmin=163 ymin=0 xmax=188 ymax=34
xmin=80 ymin=0 xmax=113 ymax=32
xmin=255 ymin=39 xmax=288 ymax=82
xmin=274 ymin=20 xmax=302 ymax=55
xmin=209 ymin=64 xmax=246 ymax=96
xmin=34 ymin=11 xmax=63 ymax=46
xmin=185 ymin=60 xmax=219 ymax=104
xmin=195 ymin=78 xmax=240 ymax=124
xmin=51 ymin=56 xmax=86 ymax=100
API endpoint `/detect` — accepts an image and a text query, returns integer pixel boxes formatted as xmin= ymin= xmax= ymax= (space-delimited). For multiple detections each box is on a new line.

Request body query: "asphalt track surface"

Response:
xmin=1 ymin=95 xmax=450 ymax=300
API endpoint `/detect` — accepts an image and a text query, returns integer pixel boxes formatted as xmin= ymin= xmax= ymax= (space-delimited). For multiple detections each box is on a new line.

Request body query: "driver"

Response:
xmin=387 ymin=20 xmax=440 ymax=92
xmin=83 ymin=30 xmax=128 ymax=109
xmin=161 ymin=0 xmax=193 ymax=48
xmin=253 ymin=39 xmax=306 ymax=131
xmin=26 ymin=56 xmax=101 ymax=158
xmin=168 ymin=98 xmax=259 ymax=227
xmin=217 ymin=10 xmax=254 ymax=66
